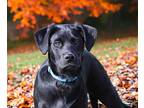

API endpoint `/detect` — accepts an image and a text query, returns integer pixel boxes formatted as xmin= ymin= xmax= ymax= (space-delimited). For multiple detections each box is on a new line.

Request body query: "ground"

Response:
xmin=7 ymin=36 xmax=138 ymax=108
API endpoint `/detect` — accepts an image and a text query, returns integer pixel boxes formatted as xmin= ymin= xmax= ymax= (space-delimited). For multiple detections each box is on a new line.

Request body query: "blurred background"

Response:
xmin=8 ymin=0 xmax=137 ymax=48
xmin=7 ymin=0 xmax=138 ymax=108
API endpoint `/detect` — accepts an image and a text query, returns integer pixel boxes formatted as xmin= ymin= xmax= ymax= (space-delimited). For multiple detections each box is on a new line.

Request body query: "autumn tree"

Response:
xmin=8 ymin=0 xmax=122 ymax=29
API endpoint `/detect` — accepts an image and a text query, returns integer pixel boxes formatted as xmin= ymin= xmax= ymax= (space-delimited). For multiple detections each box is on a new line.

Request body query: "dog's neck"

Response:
xmin=48 ymin=66 xmax=80 ymax=83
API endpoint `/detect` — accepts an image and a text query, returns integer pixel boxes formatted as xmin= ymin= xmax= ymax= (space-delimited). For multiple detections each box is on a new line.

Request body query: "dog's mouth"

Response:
xmin=62 ymin=64 xmax=81 ymax=76
xmin=63 ymin=64 xmax=79 ymax=71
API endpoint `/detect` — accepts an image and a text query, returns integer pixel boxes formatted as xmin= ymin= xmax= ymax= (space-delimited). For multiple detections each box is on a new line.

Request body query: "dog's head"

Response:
xmin=34 ymin=24 xmax=97 ymax=77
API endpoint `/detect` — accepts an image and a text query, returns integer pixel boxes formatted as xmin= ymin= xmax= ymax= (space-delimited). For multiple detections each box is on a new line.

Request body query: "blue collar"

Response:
xmin=48 ymin=66 xmax=79 ymax=83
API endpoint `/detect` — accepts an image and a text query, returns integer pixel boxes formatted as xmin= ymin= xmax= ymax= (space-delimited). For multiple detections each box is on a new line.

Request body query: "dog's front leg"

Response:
xmin=87 ymin=56 xmax=127 ymax=108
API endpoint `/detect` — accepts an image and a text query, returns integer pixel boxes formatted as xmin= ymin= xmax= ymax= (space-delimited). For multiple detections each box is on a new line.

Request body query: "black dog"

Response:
xmin=34 ymin=24 xmax=129 ymax=108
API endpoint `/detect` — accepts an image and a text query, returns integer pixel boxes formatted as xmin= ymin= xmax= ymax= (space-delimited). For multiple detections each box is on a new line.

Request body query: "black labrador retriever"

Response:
xmin=34 ymin=24 xmax=129 ymax=108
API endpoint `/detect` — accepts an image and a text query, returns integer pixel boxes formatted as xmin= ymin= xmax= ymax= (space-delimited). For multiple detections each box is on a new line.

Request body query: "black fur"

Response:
xmin=34 ymin=24 xmax=129 ymax=108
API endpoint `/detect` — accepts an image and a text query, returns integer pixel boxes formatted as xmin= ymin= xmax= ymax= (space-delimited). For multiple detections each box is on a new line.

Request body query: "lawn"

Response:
xmin=8 ymin=37 xmax=137 ymax=72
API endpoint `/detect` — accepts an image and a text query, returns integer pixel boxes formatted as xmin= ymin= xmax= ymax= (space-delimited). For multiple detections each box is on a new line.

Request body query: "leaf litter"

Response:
xmin=8 ymin=49 xmax=138 ymax=108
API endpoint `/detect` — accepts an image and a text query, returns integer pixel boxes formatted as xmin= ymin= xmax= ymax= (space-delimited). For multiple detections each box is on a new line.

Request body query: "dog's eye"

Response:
xmin=54 ymin=41 xmax=63 ymax=48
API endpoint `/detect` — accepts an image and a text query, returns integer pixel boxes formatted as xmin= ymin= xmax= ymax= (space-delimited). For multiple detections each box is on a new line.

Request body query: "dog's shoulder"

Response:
xmin=40 ymin=59 xmax=49 ymax=70
xmin=83 ymin=49 xmax=101 ymax=64
xmin=83 ymin=50 xmax=97 ymax=63
xmin=82 ymin=49 xmax=104 ymax=73
xmin=36 ymin=59 xmax=49 ymax=79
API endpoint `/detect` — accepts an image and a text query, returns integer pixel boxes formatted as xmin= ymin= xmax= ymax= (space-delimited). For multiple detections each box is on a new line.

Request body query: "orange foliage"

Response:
xmin=8 ymin=0 xmax=122 ymax=29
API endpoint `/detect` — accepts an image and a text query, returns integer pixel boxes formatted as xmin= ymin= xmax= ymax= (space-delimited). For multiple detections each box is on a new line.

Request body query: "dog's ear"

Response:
xmin=79 ymin=24 xmax=97 ymax=51
xmin=34 ymin=24 xmax=58 ymax=55
xmin=34 ymin=26 xmax=48 ymax=55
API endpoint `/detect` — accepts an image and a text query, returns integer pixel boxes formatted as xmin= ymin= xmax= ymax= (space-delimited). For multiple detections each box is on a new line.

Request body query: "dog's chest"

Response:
xmin=44 ymin=81 xmax=88 ymax=108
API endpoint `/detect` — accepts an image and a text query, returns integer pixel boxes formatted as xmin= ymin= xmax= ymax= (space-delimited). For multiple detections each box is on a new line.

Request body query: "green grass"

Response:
xmin=8 ymin=51 xmax=47 ymax=72
xmin=92 ymin=37 xmax=137 ymax=58
xmin=8 ymin=37 xmax=137 ymax=72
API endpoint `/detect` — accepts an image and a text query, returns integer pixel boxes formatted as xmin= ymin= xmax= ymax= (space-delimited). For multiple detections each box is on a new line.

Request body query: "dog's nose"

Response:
xmin=64 ymin=54 xmax=75 ymax=63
